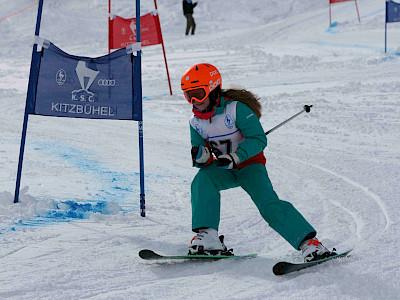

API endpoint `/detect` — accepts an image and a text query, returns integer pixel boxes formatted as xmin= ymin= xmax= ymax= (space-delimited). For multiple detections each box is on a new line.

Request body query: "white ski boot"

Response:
xmin=188 ymin=228 xmax=232 ymax=256
xmin=300 ymin=238 xmax=334 ymax=262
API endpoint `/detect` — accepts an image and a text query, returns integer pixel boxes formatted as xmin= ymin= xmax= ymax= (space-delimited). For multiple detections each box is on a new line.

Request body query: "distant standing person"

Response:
xmin=183 ymin=0 xmax=197 ymax=36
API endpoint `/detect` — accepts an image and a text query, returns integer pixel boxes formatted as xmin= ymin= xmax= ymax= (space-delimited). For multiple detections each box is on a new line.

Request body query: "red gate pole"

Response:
xmin=354 ymin=0 xmax=361 ymax=23
xmin=108 ymin=0 xmax=111 ymax=53
xmin=154 ymin=0 xmax=173 ymax=95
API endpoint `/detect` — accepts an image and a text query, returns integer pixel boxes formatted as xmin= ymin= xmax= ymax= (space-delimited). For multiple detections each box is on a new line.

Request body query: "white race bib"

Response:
xmin=190 ymin=101 xmax=244 ymax=157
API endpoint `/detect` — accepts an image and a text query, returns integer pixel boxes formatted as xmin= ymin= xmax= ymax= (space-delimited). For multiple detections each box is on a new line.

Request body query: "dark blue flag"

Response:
xmin=387 ymin=0 xmax=400 ymax=23
xmin=27 ymin=42 xmax=142 ymax=121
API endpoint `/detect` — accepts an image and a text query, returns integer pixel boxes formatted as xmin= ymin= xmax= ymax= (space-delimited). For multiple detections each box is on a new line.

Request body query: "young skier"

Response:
xmin=181 ymin=63 xmax=336 ymax=262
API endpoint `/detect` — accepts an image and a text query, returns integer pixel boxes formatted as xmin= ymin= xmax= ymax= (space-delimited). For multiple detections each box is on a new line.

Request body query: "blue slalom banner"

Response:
xmin=386 ymin=0 xmax=400 ymax=23
xmin=30 ymin=42 xmax=141 ymax=121
xmin=15 ymin=0 xmax=146 ymax=218
xmin=385 ymin=0 xmax=400 ymax=52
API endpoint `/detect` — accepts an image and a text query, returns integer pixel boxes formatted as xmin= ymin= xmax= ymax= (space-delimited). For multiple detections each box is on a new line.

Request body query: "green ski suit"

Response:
xmin=190 ymin=96 xmax=316 ymax=250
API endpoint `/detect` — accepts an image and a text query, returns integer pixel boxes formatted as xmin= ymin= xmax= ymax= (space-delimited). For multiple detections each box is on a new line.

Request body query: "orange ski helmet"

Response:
xmin=181 ymin=63 xmax=222 ymax=104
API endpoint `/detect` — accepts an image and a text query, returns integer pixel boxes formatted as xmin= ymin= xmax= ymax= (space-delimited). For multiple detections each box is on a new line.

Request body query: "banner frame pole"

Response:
xmin=14 ymin=113 xmax=30 ymax=203
xmin=14 ymin=0 xmax=44 ymax=203
xmin=136 ymin=0 xmax=146 ymax=217
xmin=385 ymin=0 xmax=388 ymax=53
xmin=385 ymin=22 xmax=387 ymax=53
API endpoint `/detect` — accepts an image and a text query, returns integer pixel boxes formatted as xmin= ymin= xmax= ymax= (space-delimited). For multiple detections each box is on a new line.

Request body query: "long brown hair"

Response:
xmin=221 ymin=89 xmax=262 ymax=118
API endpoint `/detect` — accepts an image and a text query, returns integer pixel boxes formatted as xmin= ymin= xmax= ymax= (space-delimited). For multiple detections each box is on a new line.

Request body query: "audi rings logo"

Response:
xmin=98 ymin=79 xmax=116 ymax=87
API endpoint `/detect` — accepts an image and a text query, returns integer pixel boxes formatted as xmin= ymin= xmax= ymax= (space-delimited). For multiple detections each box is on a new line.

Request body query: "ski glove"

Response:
xmin=216 ymin=153 xmax=240 ymax=170
xmin=191 ymin=145 xmax=211 ymax=166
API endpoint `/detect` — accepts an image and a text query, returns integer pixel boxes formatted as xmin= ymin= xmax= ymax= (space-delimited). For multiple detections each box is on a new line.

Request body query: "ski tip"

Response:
xmin=138 ymin=249 xmax=150 ymax=259
xmin=272 ymin=249 xmax=353 ymax=276
xmin=139 ymin=249 xmax=161 ymax=259
xmin=272 ymin=262 xmax=287 ymax=276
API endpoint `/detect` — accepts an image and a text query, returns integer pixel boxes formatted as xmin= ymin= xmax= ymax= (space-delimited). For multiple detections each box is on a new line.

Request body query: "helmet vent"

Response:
xmin=195 ymin=66 xmax=199 ymax=70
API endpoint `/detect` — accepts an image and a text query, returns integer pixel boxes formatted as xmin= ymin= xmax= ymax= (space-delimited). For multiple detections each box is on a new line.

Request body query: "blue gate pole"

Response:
xmin=14 ymin=0 xmax=44 ymax=203
xmin=136 ymin=0 xmax=145 ymax=217
xmin=385 ymin=22 xmax=387 ymax=53
xmin=385 ymin=1 xmax=388 ymax=53
xmin=14 ymin=113 xmax=29 ymax=203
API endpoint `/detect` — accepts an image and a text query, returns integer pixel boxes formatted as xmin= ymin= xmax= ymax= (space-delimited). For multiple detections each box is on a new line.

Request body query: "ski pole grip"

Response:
xmin=304 ymin=105 xmax=313 ymax=113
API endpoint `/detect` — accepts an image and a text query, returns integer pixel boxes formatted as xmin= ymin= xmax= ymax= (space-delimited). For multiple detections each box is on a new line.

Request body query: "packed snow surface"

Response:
xmin=1 ymin=0 xmax=400 ymax=299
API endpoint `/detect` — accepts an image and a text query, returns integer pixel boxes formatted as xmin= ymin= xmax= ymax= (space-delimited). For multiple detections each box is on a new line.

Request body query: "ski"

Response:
xmin=139 ymin=249 xmax=257 ymax=261
xmin=273 ymin=249 xmax=352 ymax=276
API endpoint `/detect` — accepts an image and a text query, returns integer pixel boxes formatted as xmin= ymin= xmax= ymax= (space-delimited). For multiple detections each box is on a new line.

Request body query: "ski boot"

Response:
xmin=300 ymin=238 xmax=337 ymax=262
xmin=188 ymin=228 xmax=233 ymax=256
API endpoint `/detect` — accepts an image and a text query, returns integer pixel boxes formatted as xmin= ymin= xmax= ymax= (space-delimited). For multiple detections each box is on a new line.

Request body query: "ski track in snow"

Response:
xmin=276 ymin=154 xmax=391 ymax=245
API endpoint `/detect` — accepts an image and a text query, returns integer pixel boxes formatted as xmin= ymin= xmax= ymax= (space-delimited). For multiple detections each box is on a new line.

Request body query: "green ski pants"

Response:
xmin=191 ymin=163 xmax=316 ymax=250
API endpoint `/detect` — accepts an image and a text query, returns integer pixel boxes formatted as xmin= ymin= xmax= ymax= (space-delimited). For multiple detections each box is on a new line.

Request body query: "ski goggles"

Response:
xmin=184 ymin=87 xmax=209 ymax=104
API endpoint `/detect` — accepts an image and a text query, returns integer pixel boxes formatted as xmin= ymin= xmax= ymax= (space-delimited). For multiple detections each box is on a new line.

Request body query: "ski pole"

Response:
xmin=265 ymin=105 xmax=313 ymax=135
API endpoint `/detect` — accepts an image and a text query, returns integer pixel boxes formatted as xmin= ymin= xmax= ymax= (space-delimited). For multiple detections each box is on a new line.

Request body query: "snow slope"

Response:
xmin=1 ymin=0 xmax=400 ymax=298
